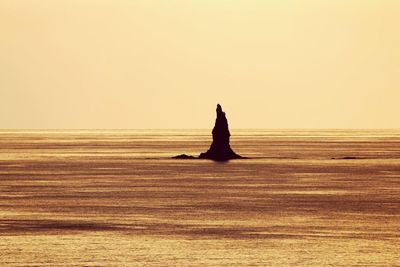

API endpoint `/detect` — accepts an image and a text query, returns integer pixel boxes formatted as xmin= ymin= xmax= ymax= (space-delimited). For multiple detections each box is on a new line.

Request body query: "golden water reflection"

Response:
xmin=0 ymin=130 xmax=399 ymax=266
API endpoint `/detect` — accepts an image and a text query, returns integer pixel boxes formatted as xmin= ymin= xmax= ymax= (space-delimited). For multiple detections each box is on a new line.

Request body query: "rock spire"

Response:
xmin=199 ymin=104 xmax=242 ymax=161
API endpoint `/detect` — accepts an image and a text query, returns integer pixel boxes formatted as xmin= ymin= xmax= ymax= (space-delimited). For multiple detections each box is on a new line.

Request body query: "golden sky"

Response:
xmin=1 ymin=0 xmax=399 ymax=128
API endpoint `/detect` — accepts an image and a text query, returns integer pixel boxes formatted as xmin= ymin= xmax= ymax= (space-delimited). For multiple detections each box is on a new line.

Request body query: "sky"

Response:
xmin=1 ymin=0 xmax=399 ymax=129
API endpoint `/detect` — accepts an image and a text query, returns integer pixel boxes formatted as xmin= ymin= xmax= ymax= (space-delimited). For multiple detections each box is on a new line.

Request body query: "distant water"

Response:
xmin=0 ymin=129 xmax=399 ymax=266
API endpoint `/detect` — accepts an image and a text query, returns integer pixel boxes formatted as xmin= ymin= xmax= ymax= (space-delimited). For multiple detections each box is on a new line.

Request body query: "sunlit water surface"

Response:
xmin=0 ymin=129 xmax=399 ymax=266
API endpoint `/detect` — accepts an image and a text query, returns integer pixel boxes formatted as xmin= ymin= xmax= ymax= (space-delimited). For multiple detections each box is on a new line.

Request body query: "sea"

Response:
xmin=0 ymin=129 xmax=399 ymax=266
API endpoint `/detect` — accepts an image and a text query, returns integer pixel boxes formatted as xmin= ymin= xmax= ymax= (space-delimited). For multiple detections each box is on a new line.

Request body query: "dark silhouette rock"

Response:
xmin=199 ymin=104 xmax=242 ymax=161
xmin=172 ymin=154 xmax=197 ymax=159
xmin=331 ymin=156 xmax=359 ymax=160
xmin=172 ymin=104 xmax=244 ymax=161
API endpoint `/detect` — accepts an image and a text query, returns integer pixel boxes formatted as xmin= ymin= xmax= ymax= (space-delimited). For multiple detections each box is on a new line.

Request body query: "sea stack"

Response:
xmin=199 ymin=104 xmax=242 ymax=161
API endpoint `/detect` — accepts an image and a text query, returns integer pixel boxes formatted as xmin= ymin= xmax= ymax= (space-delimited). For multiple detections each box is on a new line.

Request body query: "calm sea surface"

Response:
xmin=0 ymin=129 xmax=399 ymax=266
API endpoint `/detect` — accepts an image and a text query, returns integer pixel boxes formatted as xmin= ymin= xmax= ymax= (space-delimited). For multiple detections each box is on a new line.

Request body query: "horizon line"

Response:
xmin=1 ymin=128 xmax=400 ymax=131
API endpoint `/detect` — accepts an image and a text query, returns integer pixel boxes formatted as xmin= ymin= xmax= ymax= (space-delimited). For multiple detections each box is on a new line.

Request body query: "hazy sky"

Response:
xmin=1 ymin=0 xmax=399 ymax=129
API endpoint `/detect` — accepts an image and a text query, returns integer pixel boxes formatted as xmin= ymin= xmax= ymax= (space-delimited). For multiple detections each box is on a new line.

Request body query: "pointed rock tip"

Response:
xmin=216 ymin=104 xmax=222 ymax=114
